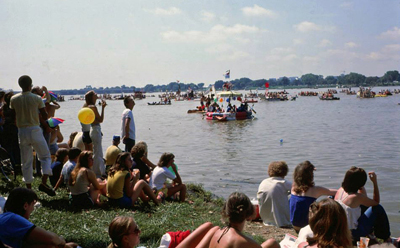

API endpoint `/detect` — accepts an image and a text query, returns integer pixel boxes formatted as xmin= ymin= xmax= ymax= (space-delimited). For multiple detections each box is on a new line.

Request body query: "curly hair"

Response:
xmin=307 ymin=198 xmax=352 ymax=248
xmin=130 ymin=143 xmax=147 ymax=159
xmin=292 ymin=161 xmax=315 ymax=194
xmin=222 ymin=192 xmax=254 ymax=225
xmin=268 ymin=161 xmax=288 ymax=178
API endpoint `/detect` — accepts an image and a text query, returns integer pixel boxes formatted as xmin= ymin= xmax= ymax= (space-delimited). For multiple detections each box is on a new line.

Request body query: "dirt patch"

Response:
xmin=245 ymin=220 xmax=297 ymax=242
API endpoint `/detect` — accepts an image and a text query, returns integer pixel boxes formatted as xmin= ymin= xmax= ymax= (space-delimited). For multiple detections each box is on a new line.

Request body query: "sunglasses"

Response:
xmin=126 ymin=225 xmax=141 ymax=235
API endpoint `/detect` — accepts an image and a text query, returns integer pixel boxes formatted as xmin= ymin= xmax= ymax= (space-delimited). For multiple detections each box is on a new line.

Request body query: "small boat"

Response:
xmin=187 ymin=109 xmax=205 ymax=114
xmin=147 ymin=101 xmax=171 ymax=105
xmin=375 ymin=94 xmax=388 ymax=97
xmin=205 ymin=111 xmax=254 ymax=121
xmin=242 ymin=98 xmax=258 ymax=103
xmin=319 ymin=96 xmax=340 ymax=100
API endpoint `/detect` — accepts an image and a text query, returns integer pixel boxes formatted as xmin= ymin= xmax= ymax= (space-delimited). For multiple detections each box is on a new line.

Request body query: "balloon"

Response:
xmin=233 ymin=97 xmax=236 ymax=100
xmin=214 ymin=98 xmax=217 ymax=102
xmin=219 ymin=98 xmax=223 ymax=102
xmin=226 ymin=98 xmax=230 ymax=102
xmin=78 ymin=108 xmax=95 ymax=124
xmin=265 ymin=82 xmax=269 ymax=88
xmin=237 ymin=97 xmax=242 ymax=101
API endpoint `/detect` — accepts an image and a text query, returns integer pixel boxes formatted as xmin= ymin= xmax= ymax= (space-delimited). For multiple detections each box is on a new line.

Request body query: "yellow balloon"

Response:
xmin=78 ymin=107 xmax=95 ymax=124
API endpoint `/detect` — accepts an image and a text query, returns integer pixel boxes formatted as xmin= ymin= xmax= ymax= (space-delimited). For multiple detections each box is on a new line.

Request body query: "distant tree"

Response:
xmin=197 ymin=83 xmax=204 ymax=89
xmin=344 ymin=72 xmax=366 ymax=86
xmin=365 ymin=76 xmax=380 ymax=85
xmin=278 ymin=77 xmax=290 ymax=88
xmin=214 ymin=80 xmax=224 ymax=90
xmin=301 ymin=73 xmax=319 ymax=87
xmin=325 ymin=76 xmax=337 ymax=85
xmin=382 ymin=70 xmax=400 ymax=82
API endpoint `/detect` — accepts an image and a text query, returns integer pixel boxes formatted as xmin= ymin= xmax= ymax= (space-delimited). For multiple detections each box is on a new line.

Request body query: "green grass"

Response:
xmin=0 ymin=176 xmax=226 ymax=248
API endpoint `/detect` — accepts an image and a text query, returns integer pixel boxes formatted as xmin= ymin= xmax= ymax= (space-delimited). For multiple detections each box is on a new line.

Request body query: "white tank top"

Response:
xmin=336 ymin=189 xmax=361 ymax=230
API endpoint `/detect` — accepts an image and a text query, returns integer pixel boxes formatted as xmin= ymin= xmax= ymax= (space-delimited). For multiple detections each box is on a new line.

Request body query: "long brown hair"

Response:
xmin=307 ymin=198 xmax=352 ymax=248
xmin=108 ymin=152 xmax=130 ymax=178
xmin=84 ymin=90 xmax=96 ymax=106
xmin=292 ymin=161 xmax=315 ymax=194
xmin=69 ymin=151 xmax=92 ymax=186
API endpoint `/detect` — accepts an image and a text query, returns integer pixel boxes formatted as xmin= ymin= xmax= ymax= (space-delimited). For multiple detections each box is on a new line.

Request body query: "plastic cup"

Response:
xmin=359 ymin=237 xmax=369 ymax=248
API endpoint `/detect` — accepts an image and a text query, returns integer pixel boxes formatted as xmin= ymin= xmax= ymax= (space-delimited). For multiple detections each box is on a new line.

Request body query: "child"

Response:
xmin=149 ymin=152 xmax=187 ymax=202
xmin=257 ymin=161 xmax=292 ymax=227
xmin=53 ymin=147 xmax=82 ymax=191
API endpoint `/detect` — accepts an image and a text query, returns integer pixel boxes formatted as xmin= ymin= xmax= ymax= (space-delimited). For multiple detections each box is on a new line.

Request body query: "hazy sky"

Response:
xmin=1 ymin=0 xmax=400 ymax=90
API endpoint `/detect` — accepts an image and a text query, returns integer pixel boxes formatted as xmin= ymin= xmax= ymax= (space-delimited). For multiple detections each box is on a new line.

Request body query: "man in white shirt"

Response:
xmin=121 ymin=96 xmax=136 ymax=152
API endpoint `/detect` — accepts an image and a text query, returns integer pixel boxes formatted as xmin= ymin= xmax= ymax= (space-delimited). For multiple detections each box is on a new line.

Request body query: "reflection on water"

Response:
xmin=59 ymin=87 xmax=400 ymax=235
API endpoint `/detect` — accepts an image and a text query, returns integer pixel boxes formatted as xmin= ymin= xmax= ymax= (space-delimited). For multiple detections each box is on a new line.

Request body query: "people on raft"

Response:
xmin=237 ymin=102 xmax=248 ymax=112
xmin=334 ymin=166 xmax=392 ymax=243
xmin=289 ymin=161 xmax=337 ymax=232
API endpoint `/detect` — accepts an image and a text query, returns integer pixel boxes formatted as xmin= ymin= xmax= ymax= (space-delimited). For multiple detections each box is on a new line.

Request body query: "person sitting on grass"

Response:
xmin=257 ymin=161 xmax=292 ymax=227
xmin=108 ymin=216 xmax=141 ymax=248
xmin=68 ymin=151 xmax=107 ymax=208
xmin=334 ymin=167 xmax=391 ymax=243
xmin=175 ymin=192 xmax=279 ymax=248
xmin=130 ymin=141 xmax=156 ymax=181
xmin=149 ymin=152 xmax=187 ymax=203
xmin=107 ymin=152 xmax=159 ymax=208
xmin=298 ymin=198 xmax=352 ymax=248
xmin=53 ymin=147 xmax=82 ymax=191
xmin=290 ymin=161 xmax=337 ymax=232
xmin=0 ymin=187 xmax=78 ymax=248
xmin=49 ymin=148 xmax=69 ymax=188
xmin=105 ymin=135 xmax=122 ymax=172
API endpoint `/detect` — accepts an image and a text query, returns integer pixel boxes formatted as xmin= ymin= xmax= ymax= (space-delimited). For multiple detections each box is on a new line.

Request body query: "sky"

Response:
xmin=1 ymin=0 xmax=400 ymax=91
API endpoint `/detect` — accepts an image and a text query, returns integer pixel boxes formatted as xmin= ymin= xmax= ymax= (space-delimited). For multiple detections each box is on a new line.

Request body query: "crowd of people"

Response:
xmin=0 ymin=75 xmax=399 ymax=247
xmin=257 ymin=160 xmax=398 ymax=247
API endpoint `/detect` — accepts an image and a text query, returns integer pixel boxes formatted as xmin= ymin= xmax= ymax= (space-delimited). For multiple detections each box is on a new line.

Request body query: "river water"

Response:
xmin=58 ymin=87 xmax=400 ymax=235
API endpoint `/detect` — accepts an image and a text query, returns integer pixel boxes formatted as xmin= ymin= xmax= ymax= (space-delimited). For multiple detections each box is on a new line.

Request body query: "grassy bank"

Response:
xmin=0 ymin=176 xmax=281 ymax=248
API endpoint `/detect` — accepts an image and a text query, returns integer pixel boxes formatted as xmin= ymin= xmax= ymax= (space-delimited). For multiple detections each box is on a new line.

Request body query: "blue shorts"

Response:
xmin=109 ymin=195 xmax=132 ymax=208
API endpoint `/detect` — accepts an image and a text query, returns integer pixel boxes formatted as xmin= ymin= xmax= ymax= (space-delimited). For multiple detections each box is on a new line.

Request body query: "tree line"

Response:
xmin=53 ymin=70 xmax=399 ymax=95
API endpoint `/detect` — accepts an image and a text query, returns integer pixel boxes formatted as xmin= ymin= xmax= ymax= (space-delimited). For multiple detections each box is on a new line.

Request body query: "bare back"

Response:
xmin=207 ymin=227 xmax=261 ymax=248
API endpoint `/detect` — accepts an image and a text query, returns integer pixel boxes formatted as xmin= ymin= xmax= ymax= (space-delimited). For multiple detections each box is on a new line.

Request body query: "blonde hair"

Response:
xmin=108 ymin=216 xmax=136 ymax=248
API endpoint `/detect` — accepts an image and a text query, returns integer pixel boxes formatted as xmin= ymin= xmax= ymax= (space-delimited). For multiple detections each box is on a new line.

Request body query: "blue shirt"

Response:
xmin=289 ymin=194 xmax=316 ymax=228
xmin=0 ymin=212 xmax=35 ymax=248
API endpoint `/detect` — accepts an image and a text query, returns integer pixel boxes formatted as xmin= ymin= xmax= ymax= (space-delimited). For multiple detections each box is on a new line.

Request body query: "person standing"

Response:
xmin=83 ymin=90 xmax=107 ymax=178
xmin=10 ymin=75 xmax=55 ymax=196
xmin=121 ymin=96 xmax=135 ymax=152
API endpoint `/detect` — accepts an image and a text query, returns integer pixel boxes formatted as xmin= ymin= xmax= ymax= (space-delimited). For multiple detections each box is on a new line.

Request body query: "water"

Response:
xmin=58 ymin=87 xmax=400 ymax=235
